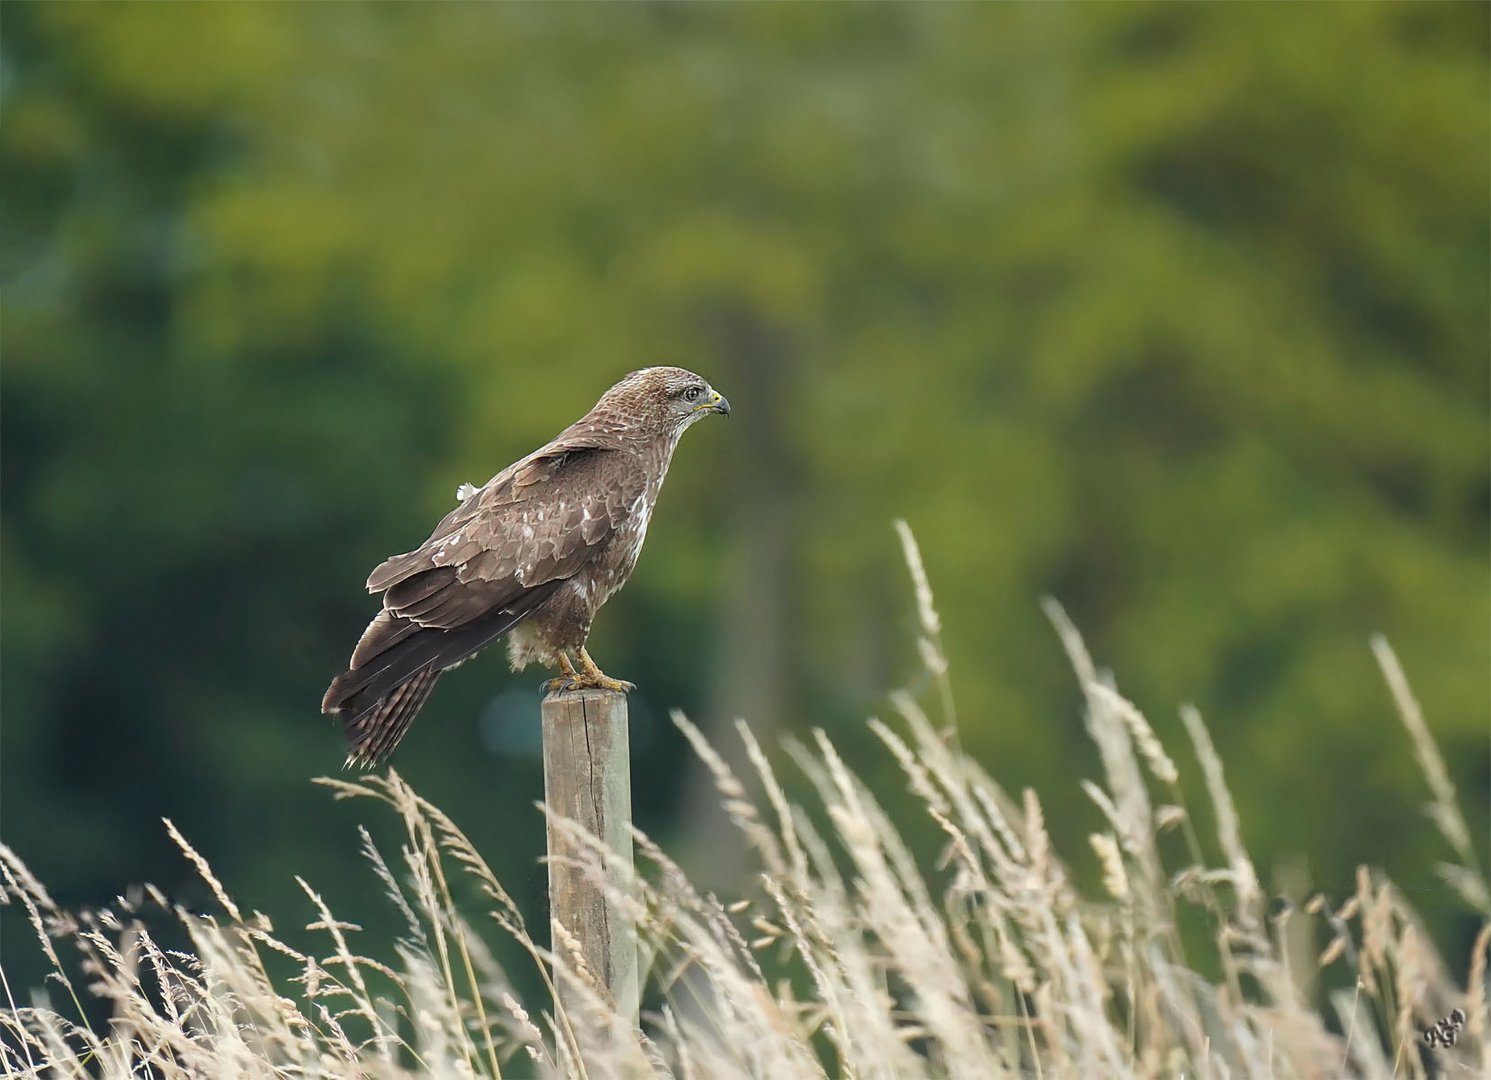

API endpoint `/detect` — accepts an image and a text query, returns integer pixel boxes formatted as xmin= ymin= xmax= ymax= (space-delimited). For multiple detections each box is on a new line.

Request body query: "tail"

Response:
xmin=340 ymin=665 xmax=443 ymax=768
xmin=322 ymin=582 xmax=560 ymax=768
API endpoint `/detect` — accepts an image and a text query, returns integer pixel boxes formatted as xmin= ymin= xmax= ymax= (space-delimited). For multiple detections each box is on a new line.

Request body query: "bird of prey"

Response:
xmin=322 ymin=366 xmax=729 ymax=767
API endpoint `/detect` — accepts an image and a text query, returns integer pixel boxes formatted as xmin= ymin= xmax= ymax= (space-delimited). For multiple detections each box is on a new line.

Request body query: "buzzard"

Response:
xmin=322 ymin=366 xmax=729 ymax=767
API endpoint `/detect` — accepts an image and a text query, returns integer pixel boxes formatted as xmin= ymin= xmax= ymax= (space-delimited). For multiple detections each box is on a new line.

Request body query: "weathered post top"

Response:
xmin=541 ymin=687 xmax=639 ymax=1031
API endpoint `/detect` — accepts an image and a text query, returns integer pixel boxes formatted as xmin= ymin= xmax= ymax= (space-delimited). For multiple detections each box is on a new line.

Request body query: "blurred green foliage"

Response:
xmin=3 ymin=1 xmax=1486 ymax=998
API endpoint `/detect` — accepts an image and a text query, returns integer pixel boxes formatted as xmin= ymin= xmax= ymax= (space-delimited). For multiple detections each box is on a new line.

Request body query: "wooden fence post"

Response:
xmin=541 ymin=688 xmax=639 ymax=1028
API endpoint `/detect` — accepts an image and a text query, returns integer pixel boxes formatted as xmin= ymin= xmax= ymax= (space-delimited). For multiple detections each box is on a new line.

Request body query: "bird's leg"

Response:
xmin=541 ymin=651 xmax=581 ymax=693
xmin=575 ymin=647 xmax=635 ymax=694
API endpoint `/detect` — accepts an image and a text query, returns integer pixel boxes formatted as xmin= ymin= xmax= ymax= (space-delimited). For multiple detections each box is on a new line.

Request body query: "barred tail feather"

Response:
xmin=321 ymin=580 xmax=561 ymax=766
xmin=342 ymin=666 xmax=442 ymax=769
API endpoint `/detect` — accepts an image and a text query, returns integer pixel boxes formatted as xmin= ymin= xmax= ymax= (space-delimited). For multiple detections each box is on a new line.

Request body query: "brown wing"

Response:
xmin=365 ymin=424 xmax=628 ymax=592
xmin=369 ymin=443 xmax=645 ymax=625
xmin=322 ymin=443 xmax=646 ymax=740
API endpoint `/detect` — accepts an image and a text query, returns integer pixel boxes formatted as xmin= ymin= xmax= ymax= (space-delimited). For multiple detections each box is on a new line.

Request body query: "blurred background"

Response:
xmin=3 ymin=2 xmax=1486 ymax=1003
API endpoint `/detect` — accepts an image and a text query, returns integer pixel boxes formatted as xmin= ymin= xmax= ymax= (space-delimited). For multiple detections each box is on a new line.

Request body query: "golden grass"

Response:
xmin=2 ymin=532 xmax=1486 ymax=1078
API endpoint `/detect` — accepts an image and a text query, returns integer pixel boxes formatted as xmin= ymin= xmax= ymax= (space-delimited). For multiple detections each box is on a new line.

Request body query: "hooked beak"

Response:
xmin=696 ymin=390 xmax=730 ymax=416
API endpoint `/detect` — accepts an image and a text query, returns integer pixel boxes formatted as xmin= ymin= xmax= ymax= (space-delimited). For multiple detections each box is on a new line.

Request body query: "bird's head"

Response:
xmin=596 ymin=366 xmax=730 ymax=434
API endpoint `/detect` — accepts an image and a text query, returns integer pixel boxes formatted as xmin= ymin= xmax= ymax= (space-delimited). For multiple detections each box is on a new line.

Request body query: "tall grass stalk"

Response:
xmin=2 ymin=529 xmax=1485 ymax=1078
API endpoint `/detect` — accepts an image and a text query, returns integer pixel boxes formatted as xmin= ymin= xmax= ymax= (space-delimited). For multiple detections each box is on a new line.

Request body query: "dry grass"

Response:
xmin=3 ymin=530 xmax=1486 ymax=1078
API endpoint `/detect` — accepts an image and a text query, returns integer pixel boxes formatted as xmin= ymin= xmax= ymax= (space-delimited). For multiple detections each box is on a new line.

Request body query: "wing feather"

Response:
xmin=323 ymin=583 xmax=560 ymax=720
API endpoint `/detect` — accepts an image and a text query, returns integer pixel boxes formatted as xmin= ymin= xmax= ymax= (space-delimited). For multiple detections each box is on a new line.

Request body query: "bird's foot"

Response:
xmin=540 ymin=649 xmax=633 ymax=694
xmin=587 ymin=673 xmax=636 ymax=694
xmin=543 ymin=652 xmax=583 ymax=693
xmin=566 ymin=648 xmax=636 ymax=694
xmin=543 ymin=673 xmax=634 ymax=694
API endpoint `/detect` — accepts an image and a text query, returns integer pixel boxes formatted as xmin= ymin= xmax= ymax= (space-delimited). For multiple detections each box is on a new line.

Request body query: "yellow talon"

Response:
xmin=542 ymin=651 xmax=581 ymax=692
xmin=542 ymin=649 xmax=632 ymax=693
xmin=576 ymin=647 xmax=635 ymax=693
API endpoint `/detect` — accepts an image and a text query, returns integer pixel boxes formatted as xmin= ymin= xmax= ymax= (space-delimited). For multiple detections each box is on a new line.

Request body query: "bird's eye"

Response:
xmin=683 ymin=387 xmax=702 ymax=402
